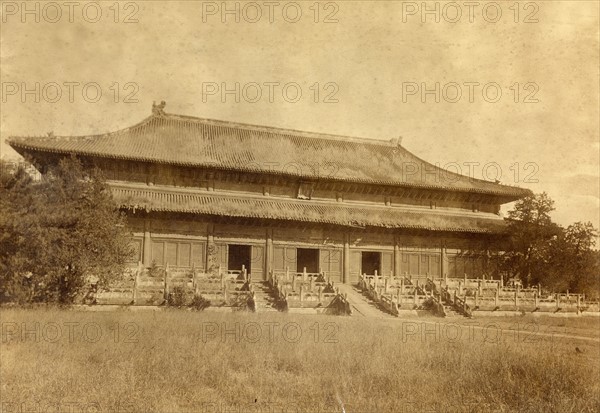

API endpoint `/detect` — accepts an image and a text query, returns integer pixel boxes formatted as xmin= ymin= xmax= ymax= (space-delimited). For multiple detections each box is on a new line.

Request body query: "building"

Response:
xmin=8 ymin=103 xmax=531 ymax=284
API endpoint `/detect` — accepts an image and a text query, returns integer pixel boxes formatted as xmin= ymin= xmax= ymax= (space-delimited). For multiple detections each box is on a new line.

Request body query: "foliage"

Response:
xmin=503 ymin=193 xmax=560 ymax=287
xmin=147 ymin=260 xmax=165 ymax=278
xmin=190 ymin=294 xmax=211 ymax=311
xmin=168 ymin=286 xmax=190 ymax=307
xmin=503 ymin=193 xmax=599 ymax=297
xmin=543 ymin=222 xmax=599 ymax=297
xmin=0 ymin=157 xmax=133 ymax=304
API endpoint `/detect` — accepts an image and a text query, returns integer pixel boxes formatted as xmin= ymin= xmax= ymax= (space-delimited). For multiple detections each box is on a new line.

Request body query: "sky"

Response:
xmin=1 ymin=0 xmax=598 ymax=229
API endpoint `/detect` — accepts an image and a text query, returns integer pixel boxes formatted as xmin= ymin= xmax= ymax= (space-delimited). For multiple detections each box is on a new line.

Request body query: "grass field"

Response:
xmin=1 ymin=308 xmax=599 ymax=413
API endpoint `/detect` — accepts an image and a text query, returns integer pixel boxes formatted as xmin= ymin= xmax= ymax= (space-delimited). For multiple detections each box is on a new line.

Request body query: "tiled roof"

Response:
xmin=111 ymin=183 xmax=507 ymax=234
xmin=8 ymin=111 xmax=530 ymax=199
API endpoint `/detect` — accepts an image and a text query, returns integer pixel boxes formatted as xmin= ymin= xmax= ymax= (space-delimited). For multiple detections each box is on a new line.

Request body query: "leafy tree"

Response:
xmin=0 ymin=156 xmax=133 ymax=304
xmin=503 ymin=193 xmax=599 ymax=297
xmin=503 ymin=192 xmax=560 ymax=287
xmin=548 ymin=222 xmax=599 ymax=297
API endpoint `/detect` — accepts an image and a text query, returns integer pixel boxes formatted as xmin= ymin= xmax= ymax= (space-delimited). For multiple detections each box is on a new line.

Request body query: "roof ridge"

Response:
xmin=158 ymin=112 xmax=396 ymax=148
xmin=8 ymin=111 xmax=397 ymax=148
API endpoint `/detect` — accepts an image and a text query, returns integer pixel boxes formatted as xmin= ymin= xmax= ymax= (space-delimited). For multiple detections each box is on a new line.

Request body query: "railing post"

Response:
xmin=475 ymin=290 xmax=479 ymax=307
xmin=495 ymin=286 xmax=499 ymax=306
xmin=413 ymin=289 xmax=417 ymax=306
xmin=515 ymin=284 xmax=519 ymax=307
xmin=299 ymin=283 xmax=304 ymax=302
xmin=163 ymin=263 xmax=170 ymax=301
xmin=318 ymin=286 xmax=322 ymax=302
xmin=556 ymin=293 xmax=560 ymax=310
xmin=303 ymin=267 xmax=307 ymax=282
xmin=534 ymin=291 xmax=538 ymax=309
xmin=132 ymin=268 xmax=138 ymax=305
xmin=384 ymin=277 xmax=389 ymax=294
xmin=285 ymin=266 xmax=289 ymax=281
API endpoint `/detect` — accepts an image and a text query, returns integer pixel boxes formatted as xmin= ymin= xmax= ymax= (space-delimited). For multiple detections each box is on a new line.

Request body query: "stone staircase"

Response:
xmin=442 ymin=304 xmax=465 ymax=318
xmin=252 ymin=282 xmax=279 ymax=312
xmin=337 ymin=284 xmax=393 ymax=318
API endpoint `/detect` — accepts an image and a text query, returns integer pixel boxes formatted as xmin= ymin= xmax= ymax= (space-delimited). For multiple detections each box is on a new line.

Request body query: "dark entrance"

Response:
xmin=297 ymin=248 xmax=320 ymax=273
xmin=228 ymin=244 xmax=251 ymax=274
xmin=361 ymin=251 xmax=381 ymax=275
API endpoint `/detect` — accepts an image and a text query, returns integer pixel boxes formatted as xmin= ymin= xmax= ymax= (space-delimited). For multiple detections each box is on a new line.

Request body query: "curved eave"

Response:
xmin=120 ymin=203 xmax=504 ymax=234
xmin=8 ymin=139 xmax=532 ymax=201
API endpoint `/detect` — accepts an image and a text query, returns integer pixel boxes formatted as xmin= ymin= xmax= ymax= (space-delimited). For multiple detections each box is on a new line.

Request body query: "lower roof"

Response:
xmin=110 ymin=183 xmax=507 ymax=234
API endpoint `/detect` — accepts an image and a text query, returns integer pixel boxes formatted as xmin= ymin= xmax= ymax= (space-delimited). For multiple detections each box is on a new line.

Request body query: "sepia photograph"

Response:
xmin=0 ymin=1 xmax=599 ymax=412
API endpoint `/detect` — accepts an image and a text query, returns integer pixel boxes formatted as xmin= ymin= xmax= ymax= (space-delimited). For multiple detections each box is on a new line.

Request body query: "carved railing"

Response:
xmin=268 ymin=268 xmax=346 ymax=312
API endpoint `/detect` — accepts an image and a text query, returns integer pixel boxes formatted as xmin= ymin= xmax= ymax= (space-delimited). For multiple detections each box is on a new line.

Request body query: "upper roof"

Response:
xmin=7 ymin=105 xmax=531 ymax=200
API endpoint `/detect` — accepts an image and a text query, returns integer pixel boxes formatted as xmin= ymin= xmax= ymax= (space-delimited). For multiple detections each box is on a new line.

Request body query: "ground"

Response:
xmin=1 ymin=309 xmax=599 ymax=413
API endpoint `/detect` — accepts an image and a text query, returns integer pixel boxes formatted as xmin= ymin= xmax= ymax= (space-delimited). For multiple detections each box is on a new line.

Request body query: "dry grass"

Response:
xmin=1 ymin=308 xmax=598 ymax=413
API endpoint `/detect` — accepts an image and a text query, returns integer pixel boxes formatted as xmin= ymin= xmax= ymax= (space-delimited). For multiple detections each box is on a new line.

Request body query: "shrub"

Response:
xmin=190 ymin=295 xmax=210 ymax=311
xmin=168 ymin=286 xmax=189 ymax=307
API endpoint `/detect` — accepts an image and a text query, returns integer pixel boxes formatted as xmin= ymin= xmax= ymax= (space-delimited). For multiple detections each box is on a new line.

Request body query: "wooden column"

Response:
xmin=206 ymin=223 xmax=215 ymax=272
xmin=440 ymin=242 xmax=446 ymax=279
xmin=265 ymin=228 xmax=273 ymax=279
xmin=142 ymin=219 xmax=151 ymax=267
xmin=343 ymin=233 xmax=350 ymax=284
xmin=394 ymin=234 xmax=401 ymax=278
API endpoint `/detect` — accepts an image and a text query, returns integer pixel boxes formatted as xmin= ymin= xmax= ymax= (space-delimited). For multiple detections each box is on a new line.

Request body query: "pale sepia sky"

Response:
xmin=1 ymin=0 xmax=598 ymax=229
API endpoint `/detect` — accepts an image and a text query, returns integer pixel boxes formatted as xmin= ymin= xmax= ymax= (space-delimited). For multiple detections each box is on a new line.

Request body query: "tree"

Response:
xmin=549 ymin=222 xmax=599 ymax=297
xmin=503 ymin=193 xmax=599 ymax=297
xmin=503 ymin=192 xmax=560 ymax=287
xmin=0 ymin=156 xmax=133 ymax=304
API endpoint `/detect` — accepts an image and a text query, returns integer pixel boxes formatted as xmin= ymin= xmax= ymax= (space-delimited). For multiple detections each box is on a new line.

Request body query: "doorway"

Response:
xmin=297 ymin=248 xmax=320 ymax=273
xmin=361 ymin=251 xmax=381 ymax=275
xmin=228 ymin=244 xmax=251 ymax=274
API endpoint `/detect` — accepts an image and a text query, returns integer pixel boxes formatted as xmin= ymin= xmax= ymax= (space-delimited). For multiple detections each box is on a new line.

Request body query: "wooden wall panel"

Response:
xmin=349 ymin=250 xmax=361 ymax=283
xmin=165 ymin=242 xmax=178 ymax=265
xmin=191 ymin=244 xmax=205 ymax=269
xmin=273 ymin=246 xmax=286 ymax=271
xmin=319 ymin=248 xmax=343 ymax=282
xmin=251 ymin=245 xmax=265 ymax=279
xmin=149 ymin=239 xmax=206 ymax=268
xmin=381 ymin=251 xmax=394 ymax=277
xmin=151 ymin=242 xmax=164 ymax=266
xmin=217 ymin=243 xmax=228 ymax=271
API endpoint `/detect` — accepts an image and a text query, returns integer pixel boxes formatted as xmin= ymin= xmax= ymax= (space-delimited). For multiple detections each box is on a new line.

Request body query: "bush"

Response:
xmin=190 ymin=295 xmax=211 ymax=311
xmin=168 ymin=286 xmax=189 ymax=307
